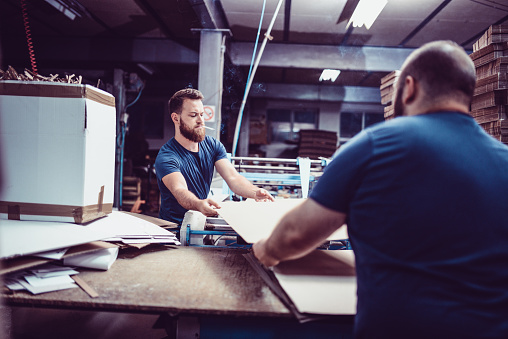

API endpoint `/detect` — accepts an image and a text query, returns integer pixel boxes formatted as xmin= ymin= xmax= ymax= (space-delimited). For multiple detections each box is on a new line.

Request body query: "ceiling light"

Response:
xmin=347 ymin=0 xmax=388 ymax=30
xmin=319 ymin=69 xmax=341 ymax=82
xmin=45 ymin=0 xmax=83 ymax=20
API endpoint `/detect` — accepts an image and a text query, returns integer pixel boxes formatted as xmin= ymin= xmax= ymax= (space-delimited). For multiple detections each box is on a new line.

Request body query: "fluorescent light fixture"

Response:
xmin=319 ymin=69 xmax=341 ymax=82
xmin=137 ymin=63 xmax=155 ymax=76
xmin=45 ymin=0 xmax=82 ymax=20
xmin=347 ymin=0 xmax=388 ymax=30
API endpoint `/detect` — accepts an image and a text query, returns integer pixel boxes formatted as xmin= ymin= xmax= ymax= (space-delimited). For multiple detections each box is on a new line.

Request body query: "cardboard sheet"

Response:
xmin=0 ymin=242 xmax=118 ymax=275
xmin=244 ymin=250 xmax=357 ymax=320
xmin=217 ymin=199 xmax=348 ymax=243
xmin=0 ymin=211 xmax=176 ymax=259
xmin=273 ymin=250 xmax=356 ymax=316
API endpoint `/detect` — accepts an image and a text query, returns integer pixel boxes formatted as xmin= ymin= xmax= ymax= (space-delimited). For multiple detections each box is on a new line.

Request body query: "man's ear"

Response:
xmin=171 ymin=112 xmax=179 ymax=124
xmin=403 ymin=75 xmax=417 ymax=105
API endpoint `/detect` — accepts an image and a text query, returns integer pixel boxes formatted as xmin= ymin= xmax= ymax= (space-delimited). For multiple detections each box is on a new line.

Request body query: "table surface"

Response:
xmin=2 ymin=246 xmax=291 ymax=318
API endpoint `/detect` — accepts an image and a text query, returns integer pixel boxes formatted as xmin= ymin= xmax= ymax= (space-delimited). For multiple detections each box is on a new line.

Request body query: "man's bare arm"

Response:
xmin=215 ymin=158 xmax=274 ymax=201
xmin=161 ymin=172 xmax=220 ymax=216
xmin=253 ymin=198 xmax=347 ymax=267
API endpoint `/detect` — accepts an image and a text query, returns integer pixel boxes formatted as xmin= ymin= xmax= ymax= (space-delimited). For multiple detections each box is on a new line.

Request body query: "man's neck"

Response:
xmin=407 ymin=101 xmax=470 ymax=116
xmin=175 ymin=133 xmax=199 ymax=152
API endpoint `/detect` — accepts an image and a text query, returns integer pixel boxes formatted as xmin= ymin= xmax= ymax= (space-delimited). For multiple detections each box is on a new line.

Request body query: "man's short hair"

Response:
xmin=399 ymin=40 xmax=476 ymax=106
xmin=168 ymin=88 xmax=204 ymax=114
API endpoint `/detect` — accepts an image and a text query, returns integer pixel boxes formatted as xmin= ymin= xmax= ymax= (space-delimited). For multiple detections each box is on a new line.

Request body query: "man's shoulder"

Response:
xmin=155 ymin=139 xmax=180 ymax=164
xmin=202 ymin=135 xmax=220 ymax=144
xmin=201 ymin=135 xmax=225 ymax=149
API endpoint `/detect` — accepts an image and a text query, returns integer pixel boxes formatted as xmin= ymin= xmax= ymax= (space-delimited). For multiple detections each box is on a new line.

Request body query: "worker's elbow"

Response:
xmin=284 ymin=226 xmax=310 ymax=250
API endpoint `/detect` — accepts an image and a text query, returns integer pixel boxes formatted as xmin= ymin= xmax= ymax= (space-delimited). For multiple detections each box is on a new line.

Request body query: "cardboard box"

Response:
xmin=0 ymin=80 xmax=116 ymax=223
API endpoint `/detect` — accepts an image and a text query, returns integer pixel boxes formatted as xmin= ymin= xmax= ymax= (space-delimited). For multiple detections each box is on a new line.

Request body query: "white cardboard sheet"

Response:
xmin=217 ymin=199 xmax=348 ymax=243
xmin=273 ymin=250 xmax=357 ymax=315
xmin=0 ymin=211 xmax=175 ymax=259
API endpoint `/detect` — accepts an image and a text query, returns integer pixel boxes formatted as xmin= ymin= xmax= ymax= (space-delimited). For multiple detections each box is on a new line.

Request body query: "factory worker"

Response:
xmin=253 ymin=40 xmax=508 ymax=338
xmin=155 ymin=88 xmax=274 ymax=227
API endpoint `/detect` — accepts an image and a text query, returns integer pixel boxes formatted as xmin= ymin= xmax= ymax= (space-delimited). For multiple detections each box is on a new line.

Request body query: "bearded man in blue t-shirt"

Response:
xmin=254 ymin=41 xmax=508 ymax=338
xmin=155 ymin=88 xmax=273 ymax=225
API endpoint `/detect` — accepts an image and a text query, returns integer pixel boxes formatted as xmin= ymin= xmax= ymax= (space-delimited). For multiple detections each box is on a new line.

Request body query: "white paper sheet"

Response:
xmin=18 ymin=279 xmax=77 ymax=295
xmin=31 ymin=264 xmax=79 ymax=278
xmin=25 ymin=274 xmax=75 ymax=287
xmin=32 ymin=248 xmax=69 ymax=260
xmin=217 ymin=199 xmax=348 ymax=243
xmin=63 ymin=247 xmax=119 ymax=270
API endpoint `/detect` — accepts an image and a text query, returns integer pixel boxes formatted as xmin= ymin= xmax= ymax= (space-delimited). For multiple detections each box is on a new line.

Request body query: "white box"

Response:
xmin=0 ymin=80 xmax=116 ymax=223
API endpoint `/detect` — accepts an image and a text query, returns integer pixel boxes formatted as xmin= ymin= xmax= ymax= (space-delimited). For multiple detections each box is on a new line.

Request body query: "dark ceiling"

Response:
xmin=1 ymin=0 xmax=507 ymax=100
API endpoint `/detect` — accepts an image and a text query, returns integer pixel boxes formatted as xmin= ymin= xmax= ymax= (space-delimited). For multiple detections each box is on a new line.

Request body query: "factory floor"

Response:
xmin=1 ymin=305 xmax=167 ymax=339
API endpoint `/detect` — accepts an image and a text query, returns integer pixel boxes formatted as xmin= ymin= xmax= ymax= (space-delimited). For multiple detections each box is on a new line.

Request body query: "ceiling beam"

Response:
xmin=188 ymin=0 xmax=229 ymax=29
xmin=34 ymin=37 xmax=199 ymax=64
xmin=249 ymin=83 xmax=381 ymax=103
xmin=32 ymin=36 xmax=414 ymax=74
xmin=230 ymin=42 xmax=415 ymax=72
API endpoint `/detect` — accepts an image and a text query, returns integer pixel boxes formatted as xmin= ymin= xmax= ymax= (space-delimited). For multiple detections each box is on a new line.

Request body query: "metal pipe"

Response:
xmin=234 ymin=165 xmax=301 ymax=171
xmin=232 ymin=0 xmax=284 ymax=156
xmin=232 ymin=156 xmax=322 ymax=164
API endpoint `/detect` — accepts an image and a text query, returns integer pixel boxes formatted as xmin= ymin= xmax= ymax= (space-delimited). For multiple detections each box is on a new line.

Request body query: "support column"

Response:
xmin=197 ymin=29 xmax=229 ymax=140
xmin=113 ymin=69 xmax=125 ymax=209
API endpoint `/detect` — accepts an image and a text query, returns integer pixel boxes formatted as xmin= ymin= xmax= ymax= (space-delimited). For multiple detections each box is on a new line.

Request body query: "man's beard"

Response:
xmin=393 ymin=83 xmax=405 ymax=117
xmin=180 ymin=120 xmax=205 ymax=143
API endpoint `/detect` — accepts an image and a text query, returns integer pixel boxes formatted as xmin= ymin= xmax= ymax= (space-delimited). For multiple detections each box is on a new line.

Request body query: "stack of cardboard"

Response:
xmin=379 ymin=70 xmax=400 ymax=120
xmin=298 ymin=129 xmax=338 ymax=159
xmin=470 ymin=25 xmax=508 ymax=144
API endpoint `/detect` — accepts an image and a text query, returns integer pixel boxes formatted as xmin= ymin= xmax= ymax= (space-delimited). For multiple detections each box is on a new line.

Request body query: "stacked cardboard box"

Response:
xmin=379 ymin=70 xmax=400 ymax=120
xmin=298 ymin=129 xmax=338 ymax=159
xmin=0 ymin=81 xmax=116 ymax=223
xmin=470 ymin=25 xmax=508 ymax=144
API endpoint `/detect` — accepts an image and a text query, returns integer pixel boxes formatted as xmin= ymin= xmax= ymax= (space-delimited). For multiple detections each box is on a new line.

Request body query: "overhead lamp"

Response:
xmin=44 ymin=0 xmax=83 ymax=20
xmin=319 ymin=69 xmax=341 ymax=82
xmin=347 ymin=0 xmax=388 ymax=30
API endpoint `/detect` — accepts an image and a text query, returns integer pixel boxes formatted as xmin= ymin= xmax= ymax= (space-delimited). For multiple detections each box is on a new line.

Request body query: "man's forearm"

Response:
xmin=172 ymin=188 xmax=202 ymax=211
xmin=227 ymin=175 xmax=259 ymax=199
xmin=263 ymin=208 xmax=318 ymax=263
xmin=255 ymin=199 xmax=347 ymax=266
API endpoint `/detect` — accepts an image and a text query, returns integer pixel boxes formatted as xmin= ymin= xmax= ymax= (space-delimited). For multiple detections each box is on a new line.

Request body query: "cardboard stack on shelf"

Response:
xmin=298 ymin=129 xmax=338 ymax=159
xmin=470 ymin=25 xmax=508 ymax=144
xmin=379 ymin=70 xmax=400 ymax=120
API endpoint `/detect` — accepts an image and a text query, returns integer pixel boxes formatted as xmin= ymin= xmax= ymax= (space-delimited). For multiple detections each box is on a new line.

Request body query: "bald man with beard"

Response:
xmin=253 ymin=41 xmax=508 ymax=338
xmin=155 ymin=88 xmax=273 ymax=228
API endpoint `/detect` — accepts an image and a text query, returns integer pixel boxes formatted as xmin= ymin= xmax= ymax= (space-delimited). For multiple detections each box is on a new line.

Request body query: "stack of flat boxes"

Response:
xmin=470 ymin=25 xmax=508 ymax=144
xmin=298 ymin=129 xmax=338 ymax=159
xmin=379 ymin=70 xmax=400 ymax=121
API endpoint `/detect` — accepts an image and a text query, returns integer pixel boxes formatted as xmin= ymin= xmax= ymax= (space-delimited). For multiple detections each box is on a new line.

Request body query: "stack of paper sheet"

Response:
xmin=1 ymin=211 xmax=179 ymax=295
xmin=0 ymin=211 xmax=179 ymax=260
xmin=100 ymin=212 xmax=180 ymax=245
xmin=4 ymin=264 xmax=79 ymax=295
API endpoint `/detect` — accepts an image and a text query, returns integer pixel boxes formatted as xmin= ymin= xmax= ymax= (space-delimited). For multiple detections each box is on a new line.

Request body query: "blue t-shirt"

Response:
xmin=154 ymin=135 xmax=227 ymax=224
xmin=310 ymin=112 xmax=508 ymax=338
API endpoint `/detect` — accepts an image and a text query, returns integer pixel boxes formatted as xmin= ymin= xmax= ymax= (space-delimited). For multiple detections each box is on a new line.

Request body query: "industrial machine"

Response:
xmin=180 ymin=155 xmax=349 ymax=250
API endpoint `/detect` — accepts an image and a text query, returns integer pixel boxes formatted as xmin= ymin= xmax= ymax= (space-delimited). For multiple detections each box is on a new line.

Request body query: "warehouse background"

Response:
xmin=0 ymin=0 xmax=507 ymax=212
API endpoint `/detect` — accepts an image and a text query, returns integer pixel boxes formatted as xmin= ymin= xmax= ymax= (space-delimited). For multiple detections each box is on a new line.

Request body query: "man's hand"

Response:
xmin=252 ymin=238 xmax=280 ymax=267
xmin=253 ymin=188 xmax=275 ymax=202
xmin=195 ymin=198 xmax=221 ymax=217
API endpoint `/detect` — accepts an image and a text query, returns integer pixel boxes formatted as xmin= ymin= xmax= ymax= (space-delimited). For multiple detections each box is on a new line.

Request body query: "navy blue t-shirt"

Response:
xmin=310 ymin=112 xmax=508 ymax=338
xmin=155 ymin=136 xmax=227 ymax=224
